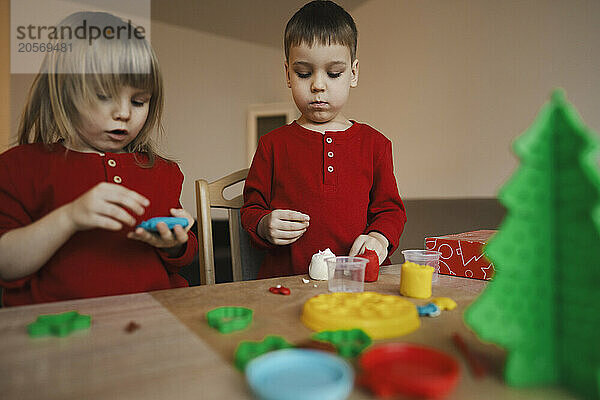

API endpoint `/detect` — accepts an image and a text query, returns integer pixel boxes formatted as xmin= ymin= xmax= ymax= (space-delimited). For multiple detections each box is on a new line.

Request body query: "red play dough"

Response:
xmin=269 ymin=286 xmax=291 ymax=295
xmin=362 ymin=249 xmax=380 ymax=282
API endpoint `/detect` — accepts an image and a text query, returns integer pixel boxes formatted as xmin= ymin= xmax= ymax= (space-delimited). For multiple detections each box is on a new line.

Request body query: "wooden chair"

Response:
xmin=195 ymin=169 xmax=264 ymax=285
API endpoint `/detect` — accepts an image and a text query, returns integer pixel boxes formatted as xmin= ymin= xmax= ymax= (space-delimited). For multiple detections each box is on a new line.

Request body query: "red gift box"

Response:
xmin=424 ymin=230 xmax=496 ymax=280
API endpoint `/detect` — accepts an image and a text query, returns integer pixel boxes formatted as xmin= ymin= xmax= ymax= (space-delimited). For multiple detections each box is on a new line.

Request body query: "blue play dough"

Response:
xmin=137 ymin=217 xmax=189 ymax=232
xmin=417 ymin=303 xmax=441 ymax=317
xmin=246 ymin=349 xmax=354 ymax=400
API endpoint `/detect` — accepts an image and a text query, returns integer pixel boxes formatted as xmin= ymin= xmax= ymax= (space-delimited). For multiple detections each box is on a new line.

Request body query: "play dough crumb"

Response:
xmin=432 ymin=297 xmax=457 ymax=310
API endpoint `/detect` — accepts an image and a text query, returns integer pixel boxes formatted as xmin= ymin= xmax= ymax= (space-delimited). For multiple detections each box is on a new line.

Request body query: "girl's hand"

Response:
xmin=349 ymin=232 xmax=389 ymax=265
xmin=65 ymin=182 xmax=149 ymax=232
xmin=258 ymin=209 xmax=310 ymax=245
xmin=127 ymin=208 xmax=193 ymax=256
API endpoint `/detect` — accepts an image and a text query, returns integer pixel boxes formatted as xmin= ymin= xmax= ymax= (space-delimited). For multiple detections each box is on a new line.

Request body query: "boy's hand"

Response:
xmin=65 ymin=182 xmax=149 ymax=232
xmin=257 ymin=209 xmax=310 ymax=245
xmin=127 ymin=208 xmax=194 ymax=256
xmin=349 ymin=232 xmax=389 ymax=265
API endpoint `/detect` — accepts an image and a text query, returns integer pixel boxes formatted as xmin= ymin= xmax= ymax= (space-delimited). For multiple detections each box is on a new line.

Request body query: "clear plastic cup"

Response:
xmin=325 ymin=256 xmax=368 ymax=293
xmin=401 ymin=250 xmax=442 ymax=282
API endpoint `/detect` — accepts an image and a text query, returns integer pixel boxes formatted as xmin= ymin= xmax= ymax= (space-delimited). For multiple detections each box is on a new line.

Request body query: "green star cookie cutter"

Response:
xmin=206 ymin=306 xmax=253 ymax=334
xmin=234 ymin=335 xmax=294 ymax=371
xmin=27 ymin=310 xmax=91 ymax=338
xmin=312 ymin=328 xmax=372 ymax=358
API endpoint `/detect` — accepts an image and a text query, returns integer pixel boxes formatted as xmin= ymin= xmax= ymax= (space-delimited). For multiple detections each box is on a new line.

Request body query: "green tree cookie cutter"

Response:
xmin=312 ymin=328 xmax=372 ymax=358
xmin=27 ymin=310 xmax=91 ymax=338
xmin=206 ymin=306 xmax=253 ymax=334
xmin=234 ymin=335 xmax=294 ymax=371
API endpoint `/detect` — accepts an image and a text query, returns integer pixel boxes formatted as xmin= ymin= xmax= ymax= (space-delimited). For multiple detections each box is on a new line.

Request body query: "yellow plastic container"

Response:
xmin=301 ymin=292 xmax=420 ymax=339
xmin=400 ymin=262 xmax=434 ymax=299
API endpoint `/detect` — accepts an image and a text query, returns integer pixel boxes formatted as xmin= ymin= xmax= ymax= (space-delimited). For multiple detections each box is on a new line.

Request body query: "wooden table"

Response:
xmin=0 ymin=266 xmax=575 ymax=399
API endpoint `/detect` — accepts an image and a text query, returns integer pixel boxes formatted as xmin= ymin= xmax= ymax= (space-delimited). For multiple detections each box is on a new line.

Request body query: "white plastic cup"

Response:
xmin=325 ymin=256 xmax=368 ymax=293
xmin=401 ymin=250 xmax=442 ymax=282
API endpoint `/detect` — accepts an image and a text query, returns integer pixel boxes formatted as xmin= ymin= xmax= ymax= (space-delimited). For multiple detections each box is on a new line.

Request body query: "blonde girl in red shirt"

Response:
xmin=0 ymin=12 xmax=197 ymax=305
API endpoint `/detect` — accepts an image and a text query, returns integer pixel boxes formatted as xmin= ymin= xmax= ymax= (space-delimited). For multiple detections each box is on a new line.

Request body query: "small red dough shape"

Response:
xmin=359 ymin=343 xmax=460 ymax=398
xmin=268 ymin=286 xmax=291 ymax=295
xmin=362 ymin=249 xmax=380 ymax=282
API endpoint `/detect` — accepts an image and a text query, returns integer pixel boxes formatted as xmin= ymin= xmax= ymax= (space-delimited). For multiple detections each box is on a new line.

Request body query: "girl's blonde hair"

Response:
xmin=17 ymin=11 xmax=164 ymax=166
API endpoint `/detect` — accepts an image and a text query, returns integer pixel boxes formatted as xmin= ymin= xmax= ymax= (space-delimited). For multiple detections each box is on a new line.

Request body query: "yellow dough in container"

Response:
xmin=301 ymin=292 xmax=420 ymax=340
xmin=400 ymin=262 xmax=434 ymax=299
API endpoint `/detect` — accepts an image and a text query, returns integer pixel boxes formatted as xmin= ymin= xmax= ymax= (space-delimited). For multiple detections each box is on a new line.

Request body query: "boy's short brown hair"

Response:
xmin=284 ymin=0 xmax=358 ymax=61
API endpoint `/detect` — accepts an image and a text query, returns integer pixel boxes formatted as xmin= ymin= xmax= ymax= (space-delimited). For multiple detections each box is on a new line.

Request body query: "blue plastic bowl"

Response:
xmin=245 ymin=349 xmax=354 ymax=400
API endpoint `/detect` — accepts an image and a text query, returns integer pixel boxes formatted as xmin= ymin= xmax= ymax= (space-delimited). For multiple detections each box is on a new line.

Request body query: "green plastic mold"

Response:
xmin=464 ymin=90 xmax=600 ymax=400
xmin=312 ymin=328 xmax=372 ymax=358
xmin=234 ymin=335 xmax=294 ymax=371
xmin=27 ymin=310 xmax=91 ymax=338
xmin=206 ymin=306 xmax=253 ymax=334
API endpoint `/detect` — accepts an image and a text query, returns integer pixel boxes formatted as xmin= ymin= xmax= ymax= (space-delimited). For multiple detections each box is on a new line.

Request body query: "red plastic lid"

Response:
xmin=359 ymin=343 xmax=460 ymax=398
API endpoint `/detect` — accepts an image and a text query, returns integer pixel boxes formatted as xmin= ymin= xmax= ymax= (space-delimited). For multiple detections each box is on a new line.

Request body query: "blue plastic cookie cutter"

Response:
xmin=137 ymin=217 xmax=189 ymax=232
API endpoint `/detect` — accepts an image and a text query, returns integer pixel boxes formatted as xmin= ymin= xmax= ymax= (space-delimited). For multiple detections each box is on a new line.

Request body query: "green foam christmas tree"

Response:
xmin=464 ymin=90 xmax=600 ymax=399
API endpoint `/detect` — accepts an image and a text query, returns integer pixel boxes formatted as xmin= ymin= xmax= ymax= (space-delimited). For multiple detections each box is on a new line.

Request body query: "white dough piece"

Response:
xmin=309 ymin=248 xmax=335 ymax=280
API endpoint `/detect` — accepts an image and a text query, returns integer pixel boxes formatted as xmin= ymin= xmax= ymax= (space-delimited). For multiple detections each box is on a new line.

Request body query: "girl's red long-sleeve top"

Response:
xmin=241 ymin=121 xmax=406 ymax=278
xmin=0 ymin=143 xmax=197 ymax=306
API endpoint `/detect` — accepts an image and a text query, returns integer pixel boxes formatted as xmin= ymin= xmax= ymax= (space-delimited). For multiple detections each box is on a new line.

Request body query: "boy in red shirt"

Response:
xmin=241 ymin=0 xmax=406 ymax=278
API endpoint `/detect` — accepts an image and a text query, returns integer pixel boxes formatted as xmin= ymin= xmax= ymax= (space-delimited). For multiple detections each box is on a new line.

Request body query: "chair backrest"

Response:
xmin=195 ymin=169 xmax=264 ymax=285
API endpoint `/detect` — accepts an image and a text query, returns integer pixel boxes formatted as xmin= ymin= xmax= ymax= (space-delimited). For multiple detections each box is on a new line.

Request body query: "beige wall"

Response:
xmin=8 ymin=0 xmax=600 ymax=215
xmin=150 ymin=21 xmax=289 ymax=213
xmin=346 ymin=0 xmax=600 ymax=199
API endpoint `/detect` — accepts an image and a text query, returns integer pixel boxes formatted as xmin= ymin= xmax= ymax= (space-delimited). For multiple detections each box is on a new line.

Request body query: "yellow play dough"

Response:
xmin=400 ymin=262 xmax=434 ymax=299
xmin=432 ymin=297 xmax=457 ymax=311
xmin=301 ymin=292 xmax=420 ymax=339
